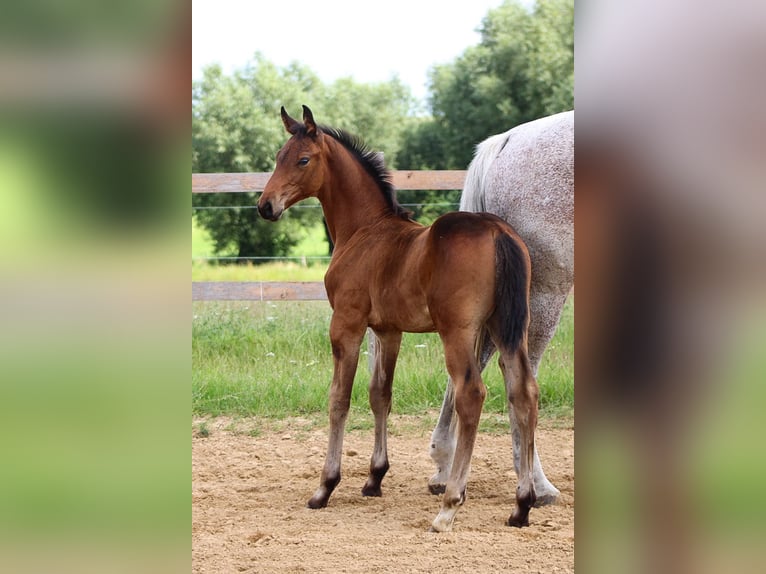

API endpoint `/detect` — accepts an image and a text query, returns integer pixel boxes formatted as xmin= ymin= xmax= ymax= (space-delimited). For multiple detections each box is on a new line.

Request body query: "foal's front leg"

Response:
xmin=361 ymin=330 xmax=402 ymax=497
xmin=307 ymin=316 xmax=366 ymax=509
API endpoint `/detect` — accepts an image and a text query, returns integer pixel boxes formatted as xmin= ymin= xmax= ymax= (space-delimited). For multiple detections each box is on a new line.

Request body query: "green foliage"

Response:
xmin=398 ymin=0 xmax=574 ymax=170
xmin=396 ymin=117 xmax=447 ymax=170
xmin=311 ymin=77 xmax=416 ymax=166
xmin=192 ymin=56 xmax=326 ymax=261
xmin=191 ymin=0 xmax=574 ymax=257
xmin=398 ymin=189 xmax=461 ymax=226
xmin=192 ymin=55 xmax=417 ymax=262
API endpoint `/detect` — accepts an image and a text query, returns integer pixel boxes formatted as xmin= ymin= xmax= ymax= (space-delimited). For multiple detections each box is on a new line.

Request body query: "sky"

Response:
xmin=192 ymin=0 xmax=510 ymax=103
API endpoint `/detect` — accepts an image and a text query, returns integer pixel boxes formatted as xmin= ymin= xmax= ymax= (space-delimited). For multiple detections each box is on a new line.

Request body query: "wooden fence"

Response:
xmin=192 ymin=170 xmax=466 ymax=301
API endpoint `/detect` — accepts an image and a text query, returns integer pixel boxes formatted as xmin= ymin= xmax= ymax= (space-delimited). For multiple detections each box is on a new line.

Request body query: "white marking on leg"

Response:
xmin=429 ymin=381 xmax=457 ymax=490
xmin=431 ymin=503 xmax=461 ymax=532
xmin=510 ymin=407 xmax=560 ymax=505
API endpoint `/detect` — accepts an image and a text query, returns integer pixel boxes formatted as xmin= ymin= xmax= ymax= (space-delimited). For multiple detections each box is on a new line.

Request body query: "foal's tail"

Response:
xmin=491 ymin=232 xmax=530 ymax=354
xmin=460 ymin=130 xmax=511 ymax=213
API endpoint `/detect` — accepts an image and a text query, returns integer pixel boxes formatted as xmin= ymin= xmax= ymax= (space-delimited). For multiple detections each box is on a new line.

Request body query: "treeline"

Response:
xmin=192 ymin=0 xmax=573 ymax=261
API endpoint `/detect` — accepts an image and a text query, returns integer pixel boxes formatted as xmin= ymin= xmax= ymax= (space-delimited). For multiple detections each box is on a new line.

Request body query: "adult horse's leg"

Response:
xmin=428 ymin=335 xmax=495 ymax=494
xmin=527 ymin=289 xmax=570 ymax=376
xmin=428 ymin=289 xmax=567 ymax=504
xmin=499 ymin=345 xmax=539 ymax=527
xmin=427 ymin=382 xmax=455 ymax=494
xmin=518 ymin=288 xmax=570 ymax=504
xmin=361 ymin=330 xmax=402 ymax=497
xmin=430 ymin=330 xmax=485 ymax=532
xmin=307 ymin=314 xmax=367 ymax=509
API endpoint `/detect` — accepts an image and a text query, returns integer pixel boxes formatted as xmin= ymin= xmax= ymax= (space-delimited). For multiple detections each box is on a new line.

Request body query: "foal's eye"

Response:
xmin=298 ymin=157 xmax=310 ymax=166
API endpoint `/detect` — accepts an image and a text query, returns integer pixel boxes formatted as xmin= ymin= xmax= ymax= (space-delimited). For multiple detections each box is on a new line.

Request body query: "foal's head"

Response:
xmin=257 ymin=105 xmax=326 ymax=221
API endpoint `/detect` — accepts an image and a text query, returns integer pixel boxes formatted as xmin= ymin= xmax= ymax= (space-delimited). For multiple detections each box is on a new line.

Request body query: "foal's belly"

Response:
xmin=367 ymin=297 xmax=435 ymax=334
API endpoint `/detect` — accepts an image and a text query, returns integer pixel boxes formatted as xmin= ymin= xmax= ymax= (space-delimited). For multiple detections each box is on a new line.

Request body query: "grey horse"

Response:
xmin=428 ymin=110 xmax=574 ymax=507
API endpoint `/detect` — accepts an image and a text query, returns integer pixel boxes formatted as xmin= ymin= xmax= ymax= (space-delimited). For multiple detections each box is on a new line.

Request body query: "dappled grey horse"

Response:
xmin=427 ymin=110 xmax=574 ymax=506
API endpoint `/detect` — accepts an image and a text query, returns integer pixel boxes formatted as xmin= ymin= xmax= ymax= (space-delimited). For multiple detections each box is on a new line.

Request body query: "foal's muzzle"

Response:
xmin=257 ymin=199 xmax=281 ymax=221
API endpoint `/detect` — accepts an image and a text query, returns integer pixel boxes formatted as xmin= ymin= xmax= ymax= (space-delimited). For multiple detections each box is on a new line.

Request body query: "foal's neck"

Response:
xmin=319 ymin=138 xmax=396 ymax=248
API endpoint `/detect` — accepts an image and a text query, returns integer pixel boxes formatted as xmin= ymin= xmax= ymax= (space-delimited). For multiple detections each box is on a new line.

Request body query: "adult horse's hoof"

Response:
xmin=429 ymin=519 xmax=453 ymax=533
xmin=533 ymin=491 xmax=559 ymax=507
xmin=532 ymin=478 xmax=560 ymax=507
xmin=428 ymin=482 xmax=446 ymax=495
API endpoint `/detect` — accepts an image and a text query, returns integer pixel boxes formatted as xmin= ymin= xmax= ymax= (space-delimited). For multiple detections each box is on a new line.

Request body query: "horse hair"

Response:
xmin=494 ymin=233 xmax=529 ymax=354
xmin=296 ymin=122 xmax=412 ymax=220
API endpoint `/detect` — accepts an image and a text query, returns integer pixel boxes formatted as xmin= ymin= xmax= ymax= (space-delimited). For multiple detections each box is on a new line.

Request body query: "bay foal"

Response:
xmin=257 ymin=106 xmax=539 ymax=531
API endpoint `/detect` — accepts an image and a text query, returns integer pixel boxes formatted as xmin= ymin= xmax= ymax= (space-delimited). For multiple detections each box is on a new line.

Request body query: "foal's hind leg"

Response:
xmin=431 ymin=331 xmax=486 ymax=532
xmin=500 ymin=347 xmax=539 ymax=527
xmin=429 ymin=289 xmax=565 ymax=505
xmin=361 ymin=330 xmax=402 ymax=497
xmin=428 ymin=334 xmax=495 ymax=494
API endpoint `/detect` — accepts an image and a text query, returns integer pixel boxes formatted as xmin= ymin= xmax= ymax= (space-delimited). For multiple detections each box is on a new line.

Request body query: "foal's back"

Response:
xmin=324 ymin=211 xmax=523 ymax=335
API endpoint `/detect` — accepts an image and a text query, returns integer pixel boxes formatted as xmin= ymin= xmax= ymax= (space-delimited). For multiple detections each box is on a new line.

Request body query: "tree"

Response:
xmin=192 ymin=56 xmax=322 ymax=260
xmin=398 ymin=0 xmax=574 ymax=170
xmin=192 ymin=55 xmax=416 ymax=261
xmin=316 ymin=76 xmax=416 ymax=165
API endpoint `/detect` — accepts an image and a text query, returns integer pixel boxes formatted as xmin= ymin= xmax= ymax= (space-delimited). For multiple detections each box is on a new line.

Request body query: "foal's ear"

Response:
xmin=302 ymin=105 xmax=317 ymax=137
xmin=281 ymin=106 xmax=301 ymax=135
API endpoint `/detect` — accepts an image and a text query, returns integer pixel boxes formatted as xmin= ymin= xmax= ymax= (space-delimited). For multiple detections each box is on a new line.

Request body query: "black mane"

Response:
xmin=299 ymin=123 xmax=412 ymax=220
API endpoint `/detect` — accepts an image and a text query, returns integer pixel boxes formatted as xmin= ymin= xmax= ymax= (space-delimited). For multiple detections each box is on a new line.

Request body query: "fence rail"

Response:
xmin=192 ymin=281 xmax=327 ymax=301
xmin=192 ymin=170 xmax=466 ymax=194
xmin=192 ymin=170 xmax=466 ymax=301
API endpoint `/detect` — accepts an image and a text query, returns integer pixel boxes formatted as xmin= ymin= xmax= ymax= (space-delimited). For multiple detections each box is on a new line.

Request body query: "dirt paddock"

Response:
xmin=192 ymin=416 xmax=574 ymax=573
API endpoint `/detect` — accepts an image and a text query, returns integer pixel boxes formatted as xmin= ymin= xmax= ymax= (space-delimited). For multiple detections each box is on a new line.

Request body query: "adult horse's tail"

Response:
xmin=460 ymin=131 xmax=511 ymax=213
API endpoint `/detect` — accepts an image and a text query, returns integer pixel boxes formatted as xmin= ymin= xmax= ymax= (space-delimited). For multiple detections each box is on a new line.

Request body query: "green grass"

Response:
xmin=192 ymin=218 xmax=215 ymax=258
xmin=536 ymin=299 xmax=575 ymax=417
xmin=192 ymin=297 xmax=574 ymax=422
xmin=192 ymin=260 xmax=328 ymax=282
xmin=192 ymin=216 xmax=330 ymax=281
xmin=291 ymin=220 xmax=330 ymax=258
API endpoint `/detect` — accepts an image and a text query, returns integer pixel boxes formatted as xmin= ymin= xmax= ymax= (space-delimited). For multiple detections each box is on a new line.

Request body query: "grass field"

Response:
xmin=192 ymin=296 xmax=574 ymax=425
xmin=192 ymin=216 xmax=573 ymax=425
xmin=192 ymin=260 xmax=328 ymax=282
xmin=192 ymin=216 xmax=330 ymax=282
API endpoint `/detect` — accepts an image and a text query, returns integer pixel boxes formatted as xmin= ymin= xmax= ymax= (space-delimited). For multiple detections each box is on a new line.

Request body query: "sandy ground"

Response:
xmin=192 ymin=416 xmax=574 ymax=573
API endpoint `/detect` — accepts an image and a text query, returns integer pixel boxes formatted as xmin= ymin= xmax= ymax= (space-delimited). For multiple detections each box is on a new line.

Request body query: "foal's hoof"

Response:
xmin=361 ymin=484 xmax=382 ymax=497
xmin=428 ymin=483 xmax=446 ymax=495
xmin=507 ymin=496 xmax=534 ymax=527
xmin=306 ymin=496 xmax=328 ymax=509
xmin=507 ymin=515 xmax=530 ymax=528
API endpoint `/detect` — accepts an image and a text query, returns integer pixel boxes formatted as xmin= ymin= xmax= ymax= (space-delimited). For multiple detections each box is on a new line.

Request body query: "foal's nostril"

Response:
xmin=258 ymin=200 xmax=273 ymax=220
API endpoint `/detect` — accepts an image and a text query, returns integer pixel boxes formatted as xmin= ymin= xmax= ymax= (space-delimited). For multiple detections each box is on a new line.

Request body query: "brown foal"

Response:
xmin=257 ymin=105 xmax=539 ymax=531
